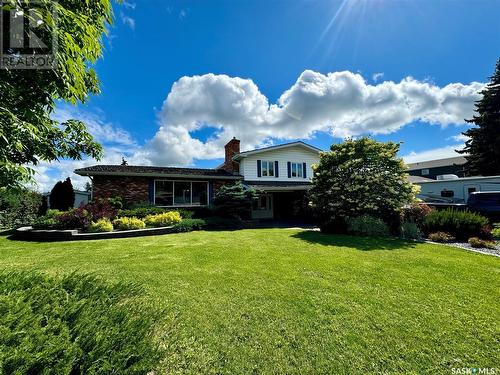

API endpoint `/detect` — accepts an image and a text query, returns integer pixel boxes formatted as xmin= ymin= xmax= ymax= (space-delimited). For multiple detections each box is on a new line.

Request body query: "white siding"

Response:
xmin=239 ymin=145 xmax=319 ymax=182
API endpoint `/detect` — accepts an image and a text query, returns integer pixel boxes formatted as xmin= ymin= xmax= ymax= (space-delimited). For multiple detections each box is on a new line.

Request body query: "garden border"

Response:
xmin=14 ymin=226 xmax=176 ymax=241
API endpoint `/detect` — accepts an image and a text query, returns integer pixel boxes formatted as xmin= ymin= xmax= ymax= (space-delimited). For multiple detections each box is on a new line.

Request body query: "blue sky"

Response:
xmin=39 ymin=0 xmax=500 ymax=190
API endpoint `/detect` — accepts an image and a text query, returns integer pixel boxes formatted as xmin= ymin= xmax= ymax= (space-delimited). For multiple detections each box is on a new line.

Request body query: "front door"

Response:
xmin=251 ymin=194 xmax=273 ymax=219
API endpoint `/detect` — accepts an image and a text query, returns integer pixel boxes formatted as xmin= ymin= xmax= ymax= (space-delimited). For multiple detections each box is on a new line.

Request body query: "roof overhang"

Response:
xmin=74 ymin=170 xmax=243 ymax=180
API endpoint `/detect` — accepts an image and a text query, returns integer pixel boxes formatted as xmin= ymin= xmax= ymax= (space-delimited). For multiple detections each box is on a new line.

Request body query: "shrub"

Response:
xmin=428 ymin=231 xmax=456 ymax=242
xmin=119 ymin=206 xmax=195 ymax=220
xmin=422 ymin=209 xmax=489 ymax=241
xmin=346 ymin=215 xmax=390 ymax=237
xmin=87 ymin=218 xmax=113 ymax=233
xmin=401 ymin=203 xmax=433 ymax=227
xmin=113 ymin=217 xmax=146 ymax=230
xmin=56 ymin=208 xmax=92 ymax=229
xmin=85 ymin=198 xmax=119 ymax=221
xmin=309 ymin=138 xmax=418 ymax=232
xmin=492 ymin=227 xmax=500 ymax=239
xmin=144 ymin=211 xmax=182 ymax=227
xmin=399 ymin=222 xmax=422 ymax=240
xmin=172 ymin=218 xmax=206 ymax=232
xmin=0 ymin=188 xmax=43 ymax=229
xmin=468 ymin=237 xmax=497 ymax=249
xmin=32 ymin=210 xmax=64 ymax=229
xmin=0 ymin=271 xmax=161 ymax=374
xmin=213 ymin=181 xmax=258 ymax=219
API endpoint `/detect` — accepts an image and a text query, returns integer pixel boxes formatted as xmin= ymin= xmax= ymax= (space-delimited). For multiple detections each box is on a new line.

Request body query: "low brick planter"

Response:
xmin=15 ymin=226 xmax=176 ymax=242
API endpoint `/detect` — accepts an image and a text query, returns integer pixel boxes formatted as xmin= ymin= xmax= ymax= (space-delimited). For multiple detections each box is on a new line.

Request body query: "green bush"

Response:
xmin=213 ymin=181 xmax=257 ymax=219
xmin=144 ymin=211 xmax=182 ymax=227
xmin=422 ymin=209 xmax=489 ymax=241
xmin=113 ymin=217 xmax=146 ymax=230
xmin=32 ymin=209 xmax=64 ymax=229
xmin=0 ymin=188 xmax=43 ymax=229
xmin=309 ymin=138 xmax=418 ymax=233
xmin=401 ymin=203 xmax=434 ymax=227
xmin=346 ymin=215 xmax=390 ymax=237
xmin=172 ymin=218 xmax=206 ymax=232
xmin=0 ymin=271 xmax=161 ymax=374
xmin=468 ymin=237 xmax=497 ymax=249
xmin=492 ymin=227 xmax=500 ymax=239
xmin=399 ymin=222 xmax=422 ymax=240
xmin=87 ymin=218 xmax=113 ymax=233
xmin=428 ymin=231 xmax=456 ymax=243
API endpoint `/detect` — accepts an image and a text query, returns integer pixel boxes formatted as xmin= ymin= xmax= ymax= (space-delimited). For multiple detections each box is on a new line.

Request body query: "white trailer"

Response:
xmin=415 ymin=175 xmax=500 ymax=203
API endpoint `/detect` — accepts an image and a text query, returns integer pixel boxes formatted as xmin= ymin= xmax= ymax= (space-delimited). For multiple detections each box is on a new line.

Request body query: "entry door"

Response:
xmin=251 ymin=194 xmax=273 ymax=219
xmin=464 ymin=184 xmax=480 ymax=202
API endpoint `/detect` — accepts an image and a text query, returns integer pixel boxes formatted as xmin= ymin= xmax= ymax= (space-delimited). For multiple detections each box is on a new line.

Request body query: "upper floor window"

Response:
xmin=291 ymin=162 xmax=303 ymax=178
xmin=262 ymin=160 xmax=275 ymax=177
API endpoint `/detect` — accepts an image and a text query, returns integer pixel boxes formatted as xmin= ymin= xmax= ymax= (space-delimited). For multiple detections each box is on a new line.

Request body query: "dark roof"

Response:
xmin=74 ymin=165 xmax=242 ymax=179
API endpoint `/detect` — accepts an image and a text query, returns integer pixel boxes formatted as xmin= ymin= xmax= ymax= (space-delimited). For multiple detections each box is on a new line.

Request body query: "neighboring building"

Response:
xmin=407 ymin=156 xmax=467 ymax=179
xmin=74 ymin=138 xmax=321 ymax=220
xmin=44 ymin=190 xmax=91 ymax=208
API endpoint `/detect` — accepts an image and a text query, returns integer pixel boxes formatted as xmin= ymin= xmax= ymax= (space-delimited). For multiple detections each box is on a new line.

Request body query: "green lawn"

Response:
xmin=0 ymin=229 xmax=498 ymax=374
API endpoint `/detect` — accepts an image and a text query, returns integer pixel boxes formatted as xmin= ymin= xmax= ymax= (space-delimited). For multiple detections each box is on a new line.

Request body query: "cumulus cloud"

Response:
xmin=32 ymin=70 xmax=483 ymax=190
xmin=372 ymin=72 xmax=384 ymax=82
xmin=144 ymin=70 xmax=483 ymax=165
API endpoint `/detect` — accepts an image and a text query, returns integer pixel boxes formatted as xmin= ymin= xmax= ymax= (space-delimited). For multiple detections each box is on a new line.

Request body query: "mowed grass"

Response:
xmin=0 ymin=229 xmax=498 ymax=374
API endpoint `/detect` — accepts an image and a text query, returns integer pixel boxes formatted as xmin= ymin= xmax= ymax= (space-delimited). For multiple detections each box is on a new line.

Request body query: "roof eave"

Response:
xmin=74 ymin=170 xmax=243 ymax=180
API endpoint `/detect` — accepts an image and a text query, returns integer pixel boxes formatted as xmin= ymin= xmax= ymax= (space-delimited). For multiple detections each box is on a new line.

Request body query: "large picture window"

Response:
xmin=155 ymin=180 xmax=208 ymax=206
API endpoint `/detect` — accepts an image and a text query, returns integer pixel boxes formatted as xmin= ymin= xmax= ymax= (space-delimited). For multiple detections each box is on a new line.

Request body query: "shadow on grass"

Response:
xmin=292 ymin=230 xmax=419 ymax=251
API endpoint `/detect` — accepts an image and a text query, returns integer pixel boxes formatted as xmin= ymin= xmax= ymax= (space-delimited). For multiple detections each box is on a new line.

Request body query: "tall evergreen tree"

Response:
xmin=458 ymin=59 xmax=500 ymax=175
xmin=49 ymin=178 xmax=75 ymax=211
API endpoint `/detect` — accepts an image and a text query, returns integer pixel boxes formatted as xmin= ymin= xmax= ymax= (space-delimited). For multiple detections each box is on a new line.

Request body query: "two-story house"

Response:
xmin=75 ymin=138 xmax=321 ymax=220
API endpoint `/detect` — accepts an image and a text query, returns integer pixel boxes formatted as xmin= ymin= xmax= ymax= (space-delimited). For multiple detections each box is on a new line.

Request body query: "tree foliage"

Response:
xmin=0 ymin=0 xmax=116 ymax=188
xmin=0 ymin=188 xmax=43 ymax=229
xmin=458 ymin=58 xmax=500 ymax=175
xmin=49 ymin=177 xmax=75 ymax=211
xmin=309 ymin=138 xmax=417 ymax=231
xmin=213 ymin=182 xmax=258 ymax=219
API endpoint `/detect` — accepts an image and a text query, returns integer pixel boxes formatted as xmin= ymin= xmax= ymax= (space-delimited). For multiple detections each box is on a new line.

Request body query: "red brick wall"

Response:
xmin=92 ymin=175 xmax=150 ymax=204
xmin=223 ymin=138 xmax=240 ymax=173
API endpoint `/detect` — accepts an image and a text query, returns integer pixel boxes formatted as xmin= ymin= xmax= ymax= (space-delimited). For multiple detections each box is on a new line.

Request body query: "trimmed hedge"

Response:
xmin=346 ymin=215 xmax=390 ymax=237
xmin=118 ymin=207 xmax=196 ymax=220
xmin=423 ymin=209 xmax=489 ymax=241
xmin=0 ymin=272 xmax=161 ymax=374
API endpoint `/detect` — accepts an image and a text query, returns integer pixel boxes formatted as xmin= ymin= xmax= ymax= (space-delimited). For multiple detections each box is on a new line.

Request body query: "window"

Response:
xmin=154 ymin=180 xmax=209 ymax=207
xmin=421 ymin=169 xmax=430 ymax=176
xmin=262 ymin=161 xmax=275 ymax=177
xmin=441 ymin=189 xmax=454 ymax=198
xmin=290 ymin=162 xmax=303 ymax=178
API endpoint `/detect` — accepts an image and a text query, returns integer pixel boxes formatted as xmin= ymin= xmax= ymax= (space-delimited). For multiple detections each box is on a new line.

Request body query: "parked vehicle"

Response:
xmin=467 ymin=191 xmax=500 ymax=220
xmin=416 ymin=175 xmax=500 ymax=203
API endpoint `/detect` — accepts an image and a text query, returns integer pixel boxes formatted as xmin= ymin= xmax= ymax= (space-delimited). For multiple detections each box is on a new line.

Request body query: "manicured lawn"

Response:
xmin=0 ymin=229 xmax=498 ymax=374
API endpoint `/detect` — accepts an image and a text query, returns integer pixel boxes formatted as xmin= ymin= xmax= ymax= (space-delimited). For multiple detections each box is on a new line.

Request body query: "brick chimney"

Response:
xmin=223 ymin=137 xmax=240 ymax=173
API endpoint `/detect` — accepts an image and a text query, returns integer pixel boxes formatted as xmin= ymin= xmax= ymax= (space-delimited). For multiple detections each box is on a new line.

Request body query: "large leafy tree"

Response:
xmin=309 ymin=138 xmax=417 ymax=232
xmin=0 ymin=0 xmax=115 ymax=189
xmin=458 ymin=58 xmax=500 ymax=176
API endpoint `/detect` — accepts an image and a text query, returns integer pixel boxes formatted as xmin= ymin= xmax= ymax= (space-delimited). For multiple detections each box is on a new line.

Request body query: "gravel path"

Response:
xmin=426 ymin=240 xmax=500 ymax=257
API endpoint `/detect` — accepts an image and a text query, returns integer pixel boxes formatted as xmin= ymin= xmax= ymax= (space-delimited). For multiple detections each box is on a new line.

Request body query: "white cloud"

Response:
xmin=123 ymin=1 xmax=136 ymax=10
xmin=402 ymin=144 xmax=465 ymax=164
xmin=372 ymin=72 xmax=384 ymax=82
xmin=33 ymin=70 xmax=483 ymax=190
xmin=120 ymin=12 xmax=135 ymax=30
xmin=144 ymin=70 xmax=483 ymax=165
xmin=447 ymin=133 xmax=470 ymax=143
